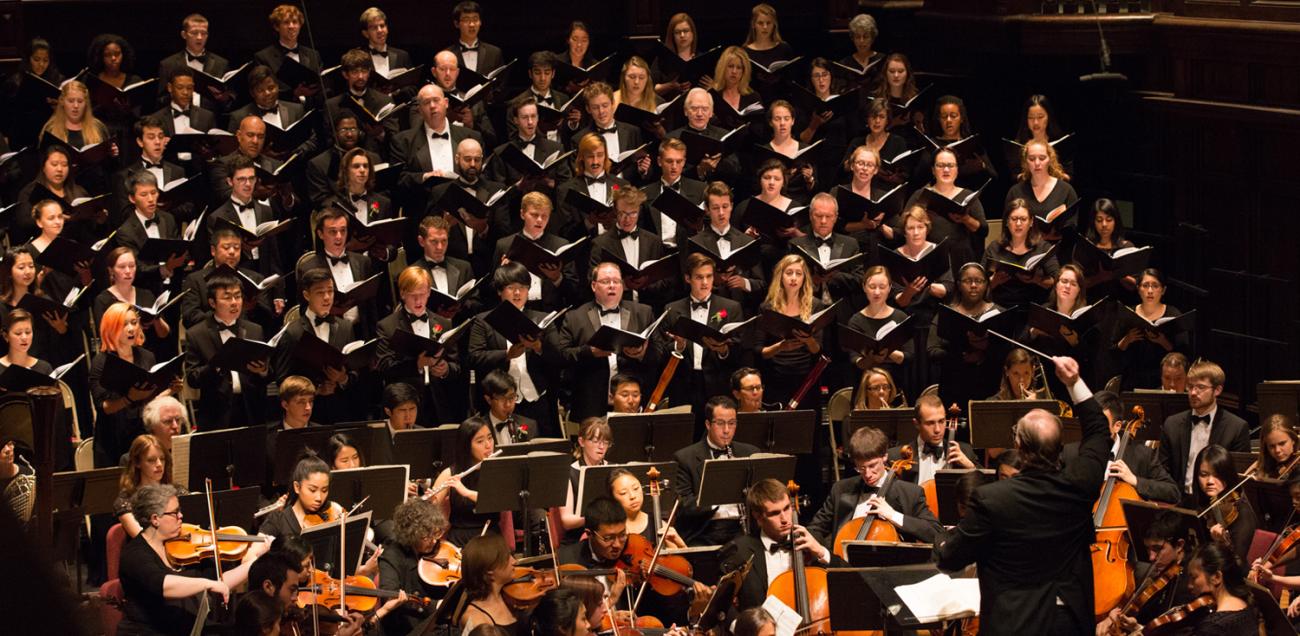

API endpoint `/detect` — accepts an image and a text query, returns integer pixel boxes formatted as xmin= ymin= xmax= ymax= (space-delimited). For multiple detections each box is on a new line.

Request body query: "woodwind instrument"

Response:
xmin=644 ymin=351 xmax=683 ymax=413
xmin=786 ymin=355 xmax=831 ymax=410
xmin=422 ymin=450 xmax=502 ymax=500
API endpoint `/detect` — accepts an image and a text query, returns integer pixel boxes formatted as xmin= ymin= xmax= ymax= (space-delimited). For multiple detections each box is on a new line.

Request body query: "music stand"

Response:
xmin=171 ymin=425 xmax=266 ymax=491
xmin=735 ymin=410 xmax=817 ymax=454
xmin=1244 ymin=477 xmax=1294 ymax=532
xmin=696 ymin=454 xmax=797 ymax=509
xmin=827 ymin=564 xmax=952 ymax=633
xmin=606 ymin=412 xmax=695 ymax=463
xmin=498 ymin=437 xmax=572 ymax=457
xmin=301 ymin=511 xmax=373 ymax=577
xmin=694 ymin=554 xmax=749 ymax=633
xmin=178 ymin=486 xmax=263 ymax=530
xmin=392 ymin=424 xmax=459 ymax=481
xmin=333 ymin=420 xmax=394 ymax=465
xmin=575 ymin=461 xmax=677 ymax=517
xmin=933 ymin=469 xmax=994 ymax=526
xmin=1229 ymin=452 xmax=1255 ymax=476
xmin=51 ymin=467 xmax=119 ymax=515
xmin=967 ymin=400 xmax=1059 ymax=448
xmin=665 ymin=545 xmax=723 ymax=586
xmin=1120 ymin=499 xmax=1204 ymax=559
xmin=1121 ymin=391 xmax=1189 ymax=442
xmin=330 ymin=465 xmax=410 ymax=521
xmin=474 ymin=452 xmax=572 ymax=557
xmin=414 ymin=579 xmax=466 ymax=635
xmin=1060 ymin=417 xmax=1082 ymax=445
xmin=843 ymin=541 xmax=934 ymax=567
xmin=273 ymin=427 xmax=342 ymax=486
xmin=1258 ymin=381 xmax=1300 ymax=422
xmin=843 ymin=409 xmax=913 ymax=446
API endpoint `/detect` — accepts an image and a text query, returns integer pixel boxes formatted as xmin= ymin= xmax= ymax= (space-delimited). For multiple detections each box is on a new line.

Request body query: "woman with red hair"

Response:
xmin=89 ymin=302 xmax=178 ymax=467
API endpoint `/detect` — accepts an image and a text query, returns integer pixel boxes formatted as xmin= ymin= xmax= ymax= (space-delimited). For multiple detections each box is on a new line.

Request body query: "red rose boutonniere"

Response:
xmin=432 ymin=323 xmax=445 ymax=336
xmin=370 ymin=201 xmax=380 ymax=213
xmin=711 ymin=309 xmax=727 ymax=323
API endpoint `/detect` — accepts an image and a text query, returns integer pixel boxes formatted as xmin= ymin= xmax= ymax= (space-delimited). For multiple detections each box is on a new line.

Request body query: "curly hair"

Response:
xmin=391 ymin=498 xmax=448 ymax=551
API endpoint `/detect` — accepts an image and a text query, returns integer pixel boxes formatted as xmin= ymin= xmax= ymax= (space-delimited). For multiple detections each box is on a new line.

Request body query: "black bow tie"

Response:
xmin=859 ymin=482 xmax=880 ymax=496
xmin=216 ymin=323 xmax=236 ymax=336
xmin=813 ymin=236 xmax=833 ymax=248
xmin=325 ymin=253 xmax=349 ymax=267
xmin=278 ymin=43 xmax=299 ymax=55
xmin=768 ymin=540 xmax=793 ymax=554
xmin=429 ymin=130 xmax=450 ymax=140
xmin=495 ymin=418 xmax=515 ymax=431
xmin=257 ymin=105 xmax=277 ymax=117
xmin=690 ymin=298 xmax=710 ymax=312
xmin=186 ymin=53 xmax=207 ymax=64
xmin=141 ymin=217 xmax=158 ymax=228
xmin=233 ymin=201 xmax=253 ymax=213
xmin=664 ymin=181 xmax=681 ymax=192
xmin=1192 ymin=414 xmax=1211 ymax=426
xmin=142 ymin=160 xmax=163 ymax=170
xmin=713 ymin=229 xmax=729 ymax=241
xmin=596 ymin=125 xmax=618 ymax=135
xmin=709 ymin=445 xmax=732 ymax=459
xmin=350 ymin=194 xmax=368 ymax=205
xmin=313 ymin=314 xmax=334 ymax=328
xmin=533 ymin=93 xmax=553 ymax=105
xmin=461 ymin=44 xmax=478 ymax=52
xmin=599 ymin=306 xmax=619 ymax=317
xmin=427 ymin=261 xmax=446 ymax=269
xmin=585 ymin=175 xmax=606 ymax=186
xmin=171 ymin=107 xmax=190 ymax=119
xmin=516 ymin=137 xmax=536 ymax=148
xmin=616 ymin=229 xmax=637 ymax=240
xmin=406 ymin=311 xmax=427 ymax=324
xmin=923 ymin=444 xmax=944 ymax=460
xmin=368 ymin=48 xmax=387 ymax=57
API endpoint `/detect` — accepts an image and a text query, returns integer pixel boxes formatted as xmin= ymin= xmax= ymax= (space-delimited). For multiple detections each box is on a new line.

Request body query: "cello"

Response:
xmin=767 ymin=481 xmax=832 ymax=636
xmin=920 ymin=411 xmax=965 ymax=517
xmin=832 ymin=447 xmax=915 ymax=559
xmin=1091 ymin=406 xmax=1144 ymax=619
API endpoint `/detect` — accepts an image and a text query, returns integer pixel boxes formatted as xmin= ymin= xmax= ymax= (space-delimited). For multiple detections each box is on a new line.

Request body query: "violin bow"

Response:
xmin=203 ymin=478 xmax=225 ymax=607
xmin=309 ymin=555 xmax=321 ymax=636
xmin=1196 ymin=471 xmax=1253 ymax=519
xmin=338 ymin=504 xmax=347 ymax=613
xmin=632 ymin=498 xmax=682 ymax=612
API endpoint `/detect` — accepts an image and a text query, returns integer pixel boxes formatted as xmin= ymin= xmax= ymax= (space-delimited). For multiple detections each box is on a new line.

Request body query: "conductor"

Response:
xmin=933 ymin=356 xmax=1109 ymax=635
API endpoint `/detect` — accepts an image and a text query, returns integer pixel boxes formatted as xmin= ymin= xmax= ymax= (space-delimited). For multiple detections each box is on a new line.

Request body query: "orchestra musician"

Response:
xmin=607 ymin=467 xmax=686 ymax=548
xmin=934 ymin=355 xmax=1107 ymax=635
xmin=429 ymin=416 xmax=501 ymax=547
xmin=1098 ymin=510 xmax=1196 ymax=635
xmin=608 ymin=373 xmax=643 ymax=414
xmin=459 ymin=534 xmax=525 ymax=635
xmin=1192 ymin=444 xmax=1257 ymax=559
xmin=559 ymin=417 xmax=612 ymax=544
xmin=112 ymin=434 xmax=179 ymax=538
xmin=731 ymin=367 xmax=774 ymax=413
xmin=377 ymin=497 xmax=450 ymax=634
xmin=258 ymin=453 xmax=345 ymax=539
xmin=1157 ymin=359 xmax=1251 ymax=500
xmin=1183 ymin=543 xmax=1260 ymax=634
xmin=555 ymin=496 xmax=630 ymax=600
xmin=887 ymin=394 xmax=975 ymax=484
xmin=673 ymin=396 xmax=760 ymax=545
xmin=851 ymin=366 xmax=902 ymax=411
xmin=1061 ymin=390 xmax=1181 ymax=504
xmin=1161 ymin=351 xmax=1190 ymax=393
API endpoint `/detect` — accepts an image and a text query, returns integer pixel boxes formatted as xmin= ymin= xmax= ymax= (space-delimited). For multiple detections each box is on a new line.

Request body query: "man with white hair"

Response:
xmin=667 ymin=88 xmax=743 ymax=185
xmin=140 ymin=395 xmax=188 ymax=451
xmin=934 ymin=356 xmax=1110 ymax=636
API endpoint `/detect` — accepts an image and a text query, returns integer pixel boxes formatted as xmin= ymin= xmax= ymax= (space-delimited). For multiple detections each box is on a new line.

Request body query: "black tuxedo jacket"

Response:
xmin=271 ymin=311 xmax=358 ymax=382
xmin=149 ymin=104 xmax=218 ymax=137
xmin=388 ymin=122 xmax=482 ymax=211
xmin=887 ymin=439 xmax=978 ymax=485
xmin=719 ymin=534 xmax=847 ymax=611
xmin=325 ymin=89 xmax=400 ymax=153
xmin=253 ymin=44 xmax=323 ymax=95
xmin=588 ymin=227 xmax=675 ymax=308
xmin=368 ymin=46 xmax=414 ymax=75
xmin=667 ymin=123 xmax=745 ymax=184
xmin=485 ymin=136 xmax=573 ymax=208
xmin=208 ymin=198 xmax=287 ymax=279
xmin=450 ymin=41 xmax=505 ymax=76
xmin=505 ymin=88 xmax=573 ymax=139
xmin=183 ymin=316 xmax=268 ymax=429
xmin=490 ymin=233 xmax=582 ymax=313
xmin=659 ymin=294 xmax=748 ymax=401
xmin=110 ymin=159 xmax=190 ymax=228
xmin=375 ymin=307 xmax=463 ymax=424
xmin=555 ymin=300 xmax=661 ymax=420
xmin=1062 ymin=438 xmax=1181 ymax=504
xmin=295 ymin=250 xmax=382 ymax=334
xmin=553 ymin=173 xmax=632 ymax=242
xmin=179 ymin=264 xmax=270 ymax=328
xmin=672 ymin=439 xmax=761 ymax=542
xmin=788 ymin=233 xmax=863 ymax=300
xmin=225 ymin=99 xmax=320 ymax=159
xmin=807 ymin=473 xmax=943 ymax=547
xmin=1157 ymin=406 xmax=1251 ymax=495
xmin=157 ymin=50 xmax=230 ymax=107
xmin=465 ymin=307 xmax=563 ymax=400
xmin=426 ymin=176 xmax=512 ymax=247
xmin=208 ymin=151 xmax=284 ymax=203
xmin=934 ymin=397 xmax=1110 ymax=635
xmin=640 ymin=177 xmax=707 ymax=246
xmin=113 ymin=210 xmax=181 ymax=292
xmin=687 ymin=227 xmax=765 ymax=306
xmin=306 ymin=146 xmax=384 ymax=207
xmin=568 ymin=122 xmax=646 ymax=182
xmin=409 ymin=255 xmax=479 ymax=319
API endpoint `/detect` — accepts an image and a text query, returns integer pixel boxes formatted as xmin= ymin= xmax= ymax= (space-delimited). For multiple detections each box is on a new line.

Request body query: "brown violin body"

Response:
xmin=300 ymin=569 xmax=428 ymax=614
xmin=1144 ymin=594 xmax=1212 ymax=631
xmin=164 ymin=523 xmax=265 ymax=566
xmin=602 ymin=610 xmax=664 ymax=634
xmin=417 ymin=540 xmax=463 ymax=587
xmin=621 ymin=533 xmax=701 ymax=597
xmin=1108 ymin=563 xmax=1180 ymax=636
xmin=503 ymin=564 xmax=612 ymax=610
xmin=1091 ymin=529 xmax=1134 ymax=620
xmin=766 ymin=564 xmax=832 ymax=636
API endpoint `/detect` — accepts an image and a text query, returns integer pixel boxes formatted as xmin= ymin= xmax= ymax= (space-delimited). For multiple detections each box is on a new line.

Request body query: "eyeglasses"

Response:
xmin=594 ymin=530 xmax=628 ymax=543
xmin=934 ymin=163 xmax=957 ymax=170
xmin=594 ymin=278 xmax=622 ymax=286
xmin=853 ymin=461 xmax=884 ymax=475
xmin=1188 ymin=383 xmax=1214 ymax=393
xmin=852 ymin=161 xmax=878 ymax=169
xmin=160 ymin=509 xmax=183 ymax=519
xmin=740 ymin=385 xmax=763 ymax=392
xmin=1139 ymin=282 xmax=1163 ymax=290
xmin=584 ymin=438 xmax=612 ymax=448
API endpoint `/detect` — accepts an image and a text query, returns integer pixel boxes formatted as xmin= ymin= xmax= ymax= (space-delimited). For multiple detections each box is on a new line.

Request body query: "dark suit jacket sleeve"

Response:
xmin=1157 ymin=416 xmax=1179 ymax=488
xmin=183 ymin=326 xmax=221 ymax=387
xmin=806 ymin=480 xmax=842 ymax=545
xmin=672 ymin=447 xmax=709 ymax=527
xmin=1226 ymin=413 xmax=1251 ymax=453
xmin=1063 ymin=397 xmax=1112 ymax=494
xmin=466 ymin=316 xmax=508 ymax=373
xmin=934 ymin=486 xmax=995 ymax=572
xmin=1133 ymin=446 xmax=1181 ymax=504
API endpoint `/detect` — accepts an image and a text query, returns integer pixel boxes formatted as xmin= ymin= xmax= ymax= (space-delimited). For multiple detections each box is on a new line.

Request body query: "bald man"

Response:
xmin=420 ymin=137 xmax=513 ymax=270
xmin=934 ymin=356 xmax=1110 ymax=636
xmin=389 ymin=83 xmax=482 ymax=214
xmin=422 ymin=50 xmax=497 ymax=148
xmin=208 ymin=115 xmax=296 ymax=204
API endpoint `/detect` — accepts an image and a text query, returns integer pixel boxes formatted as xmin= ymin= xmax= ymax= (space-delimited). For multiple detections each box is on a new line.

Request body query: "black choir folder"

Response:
xmin=505 ymin=235 xmax=588 ymax=273
xmin=679 ymin=125 xmax=747 ymax=166
xmin=742 ymin=197 xmax=808 ymax=239
xmin=99 ymin=354 xmax=183 ymax=395
xmin=879 ymin=240 xmax=949 ymax=284
xmin=35 ymin=233 xmax=116 ymax=276
xmin=669 ymin=314 xmax=755 ymax=346
xmin=290 ymin=333 xmax=377 ymax=372
xmin=685 ymin=235 xmax=760 ymax=272
xmin=650 ymin=186 xmax=707 ymax=228
xmin=586 ymin=312 xmax=669 ymax=352
xmin=756 ymin=301 xmax=840 ymax=340
xmin=839 ymin=316 xmax=913 ymax=356
xmin=0 ymin=354 xmax=83 ymax=392
xmin=833 ymin=183 xmax=906 ymax=223
xmin=386 ymin=320 xmax=473 ymax=358
xmin=484 ymin=302 xmax=567 ymax=342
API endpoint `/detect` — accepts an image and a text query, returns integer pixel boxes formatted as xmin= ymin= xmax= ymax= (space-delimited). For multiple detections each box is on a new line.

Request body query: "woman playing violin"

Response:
xmin=1255 ymin=415 xmax=1299 ymax=480
xmin=118 ymin=484 xmax=270 ymax=636
xmin=378 ymin=497 xmax=450 ymax=634
xmin=608 ymin=468 xmax=686 ymax=549
xmin=431 ymin=417 xmax=499 ymax=547
xmin=460 ymin=534 xmax=525 ymax=636
xmin=1193 ymin=444 xmax=1257 ymax=560
xmin=529 ymin=588 xmax=594 ymax=636
xmin=258 ymin=453 xmax=345 ymax=540
xmin=1182 ymin=543 xmax=1258 ymax=635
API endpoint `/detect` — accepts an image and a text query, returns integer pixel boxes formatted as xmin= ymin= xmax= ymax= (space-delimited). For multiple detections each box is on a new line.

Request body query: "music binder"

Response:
xmin=385 ymin=319 xmax=473 ymax=358
xmin=838 ymin=318 xmax=914 ymax=357
xmin=685 ymin=235 xmax=760 ymax=272
xmin=833 ymin=183 xmax=906 ymax=223
xmin=505 ymin=235 xmax=588 ymax=274
xmin=291 ymin=334 xmax=377 ymax=372
xmin=679 ymin=125 xmax=747 ymax=166
xmin=669 ymin=314 xmax=755 ymax=346
xmin=755 ymin=302 xmax=840 ymax=340
xmin=649 ymin=186 xmax=707 ymax=228
xmin=879 ymin=240 xmax=949 ymax=284
xmin=99 ymin=353 xmax=183 ymax=396
xmin=789 ymin=85 xmax=859 ymax=121
xmin=332 ymin=273 xmax=383 ymax=313
xmin=792 ymin=244 xmax=865 ymax=277
xmin=483 ymin=302 xmax=568 ymax=343
xmin=437 ymin=183 xmax=512 ymax=219
xmin=0 ymin=354 xmax=83 ymax=392
xmin=132 ymin=289 xmax=189 ymax=322
xmin=740 ymin=197 xmax=808 ymax=239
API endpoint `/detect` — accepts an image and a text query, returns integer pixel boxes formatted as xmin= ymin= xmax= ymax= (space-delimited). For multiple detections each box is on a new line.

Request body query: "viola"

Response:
xmin=298 ymin=569 xmax=431 ymax=614
xmin=832 ymin=446 xmax=914 ymax=558
xmin=417 ymin=540 xmax=463 ymax=587
xmin=1144 ymin=594 xmax=1212 ymax=631
xmin=601 ymin=610 xmax=664 ymax=634
xmin=503 ymin=564 xmax=620 ymax=610
xmin=164 ymin=523 xmax=271 ymax=566
xmin=622 ymin=533 xmax=705 ymax=598
xmin=301 ymin=504 xmax=339 ymax=528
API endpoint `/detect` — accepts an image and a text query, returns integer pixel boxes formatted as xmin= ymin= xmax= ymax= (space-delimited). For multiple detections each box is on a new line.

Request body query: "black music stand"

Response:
xmin=606 ymin=412 xmax=695 ymax=463
xmin=967 ymin=400 xmax=1059 ymax=448
xmin=333 ymin=420 xmax=394 ymax=465
xmin=1244 ymin=477 xmax=1294 ymax=532
xmin=1230 ymin=452 xmax=1255 ymax=476
xmin=392 ymin=424 xmax=459 ymax=481
xmin=827 ymin=565 xmax=956 ymax=633
xmin=1258 ymin=381 xmax=1300 ymax=422
xmin=172 ymin=425 xmax=266 ymax=491
xmin=178 ymin=486 xmax=263 ymax=530
xmin=735 ymin=410 xmax=817 ymax=454
xmin=1119 ymin=499 xmax=1204 ymax=559
xmin=475 ymin=452 xmax=572 ymax=557
xmin=330 ymin=465 xmax=409 ymax=521
xmin=933 ymin=469 xmax=994 ymax=526
xmin=51 ymin=467 xmax=119 ymax=515
xmin=301 ymin=511 xmax=372 ymax=578
xmin=696 ymin=454 xmax=797 ymax=513
xmin=1121 ymin=391 xmax=1189 ymax=442
xmin=843 ymin=408 xmax=914 ymax=446
xmin=498 ymin=437 xmax=572 ymax=457
xmin=842 ymin=541 xmax=935 ymax=567
xmin=575 ymin=461 xmax=677 ymax=516
xmin=272 ymin=427 xmax=343 ymax=486
xmin=694 ymin=553 xmax=748 ymax=633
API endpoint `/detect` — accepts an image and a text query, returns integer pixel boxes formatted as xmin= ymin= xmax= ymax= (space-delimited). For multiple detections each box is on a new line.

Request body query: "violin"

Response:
xmin=767 ymin=481 xmax=832 ymax=636
xmin=298 ymin=569 xmax=431 ymax=614
xmin=832 ymin=446 xmax=914 ymax=559
xmin=1143 ymin=594 xmax=1212 ymax=631
xmin=622 ymin=533 xmax=706 ymax=598
xmin=503 ymin=564 xmax=618 ymax=610
xmin=417 ymin=540 xmax=463 ymax=587
xmin=601 ymin=610 xmax=664 ymax=634
xmin=164 ymin=523 xmax=271 ymax=566
xmin=1106 ymin=563 xmax=1180 ymax=635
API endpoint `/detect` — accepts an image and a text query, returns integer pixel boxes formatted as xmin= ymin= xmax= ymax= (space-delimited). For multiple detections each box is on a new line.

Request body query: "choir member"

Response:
xmin=791 ymin=192 xmax=862 ymax=303
xmin=0 ymin=309 xmax=53 ymax=378
xmin=430 ymin=417 xmax=501 ymax=546
xmin=838 ymin=144 xmax=898 ymax=248
xmin=874 ymin=53 xmax=924 ymax=138
xmin=1115 ymin=269 xmax=1189 ymax=390
xmin=111 ymin=171 xmax=184 ymax=294
xmin=708 ymin=47 xmax=762 ymax=133
xmin=851 ymin=367 xmax=902 ymax=411
xmin=755 ymin=255 xmax=824 ymax=406
xmin=1161 ymin=351 xmax=1188 ymax=392
xmin=719 ymin=478 xmax=840 ymax=610
xmin=389 ymin=84 xmax=482 ymax=215
xmin=891 ymin=207 xmax=952 ymax=331
xmin=90 ymin=303 xmax=174 ymax=467
xmin=569 ymin=82 xmax=650 ymax=184
xmin=325 ymin=49 xmax=399 ymax=155
xmin=358 ymin=7 xmax=413 ymax=87
xmin=839 ymin=14 xmax=883 ymax=94
xmin=377 ymin=497 xmax=449 ymax=634
xmin=110 ymin=116 xmax=192 ymax=228
xmin=844 ymin=102 xmax=910 ymax=188
xmin=673 ymin=395 xmax=760 ymax=545
xmin=207 ymin=115 xmax=297 ymax=207
xmin=272 ymin=267 xmax=362 ymax=424
xmin=846 ymin=265 xmax=911 ymax=384
xmin=91 ymin=247 xmax=170 ymax=341
xmin=1078 ymin=197 xmax=1137 ymax=302
xmin=668 ymin=88 xmax=745 ymax=186
xmin=735 ymin=157 xmax=800 ymax=259
xmin=1026 ymin=263 xmax=1091 ymax=360
xmin=466 ymin=261 xmax=562 ymax=436
xmin=430 ymin=50 xmax=497 ymax=149
xmin=252 ymin=4 xmax=322 ymax=103
xmin=761 ymin=100 xmax=817 ymax=199
xmin=731 ymin=367 xmax=774 ymax=412
xmin=333 ymin=146 xmax=397 ymax=261
xmin=85 ymin=33 xmax=143 ymax=136
xmin=307 ymin=113 xmax=381 ymax=208
xmin=298 ymin=206 xmax=380 ymax=330
xmin=1193 ymin=444 xmax=1257 ymax=560
xmin=590 ymin=185 xmax=672 ymax=309
xmin=156 ymin=13 xmax=232 ymax=111
xmin=559 ymin=417 xmax=612 ymax=543
xmin=517 ymin=51 xmax=579 ymax=143
xmin=888 ymin=394 xmax=976 ymax=483
xmin=118 ymin=484 xmax=268 ymax=635
xmin=691 ymin=181 xmax=764 ymax=306
xmin=1 ymin=37 xmax=63 ymax=147
xmin=183 ymin=271 xmax=269 ymax=430
xmin=208 ymin=154 xmax=287 ymax=299
xmin=1004 ymin=139 xmax=1078 ymax=240
xmin=808 ymin=426 xmax=942 ymax=546
xmin=653 ymin=13 xmax=707 ymax=98
xmin=641 ymin=137 xmax=706 ymax=250
xmin=742 ymin=3 xmax=795 ymax=101
xmin=797 ymin=58 xmax=852 ymax=183
xmin=662 ymin=253 xmax=747 ymax=417
xmin=410 ymin=215 xmax=477 ymax=320
xmin=921 ymin=95 xmax=997 ymax=189
xmin=376 ymin=265 xmax=463 ymax=425
xmin=258 ymin=453 xmax=345 ymax=539
xmin=226 ymin=65 xmax=320 ymax=160
xmin=901 ymin=148 xmax=987 ymax=273
xmin=15 ymin=145 xmax=103 ymax=246
xmin=2 ymin=244 xmax=76 ymax=361
xmin=38 ymin=80 xmax=118 ymax=196
xmin=1157 ymin=359 xmax=1251 ymax=499
xmin=983 ymin=198 xmax=1058 ymax=306
xmin=491 ymin=191 xmax=582 ymax=313
xmin=179 ymin=228 xmax=278 ymax=330
xmin=559 ymin=21 xmax=598 ymax=95
xmin=1062 ymin=390 xmax=1180 ymax=504
xmin=615 ymin=56 xmax=659 ymax=113
xmin=488 ymin=93 xmax=572 ymax=199
xmin=112 ymin=434 xmax=175 ymax=538
xmin=1012 ymin=94 xmax=1073 ymax=176
xmin=926 ymin=263 xmax=1003 ymax=410
xmin=449 ymin=2 xmax=505 ymax=76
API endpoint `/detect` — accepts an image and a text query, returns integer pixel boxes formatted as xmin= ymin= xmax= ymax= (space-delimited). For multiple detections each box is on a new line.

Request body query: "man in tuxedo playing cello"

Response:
xmin=886 ymin=394 xmax=976 ymax=485
xmin=719 ymin=478 xmax=842 ymax=611
xmin=1061 ymin=390 xmax=1181 ymax=504
xmin=933 ymin=356 xmax=1110 ymax=635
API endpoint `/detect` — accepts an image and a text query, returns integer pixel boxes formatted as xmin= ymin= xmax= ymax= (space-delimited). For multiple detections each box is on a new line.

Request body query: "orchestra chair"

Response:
xmin=1248 ymin=529 xmax=1288 ymax=600
xmin=74 ymin=439 xmax=95 ymax=472
xmin=98 ymin=578 xmax=125 ymax=636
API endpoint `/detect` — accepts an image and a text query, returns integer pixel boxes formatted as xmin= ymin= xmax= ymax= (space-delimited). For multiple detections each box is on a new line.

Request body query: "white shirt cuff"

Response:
xmin=1067 ymin=379 xmax=1093 ymax=404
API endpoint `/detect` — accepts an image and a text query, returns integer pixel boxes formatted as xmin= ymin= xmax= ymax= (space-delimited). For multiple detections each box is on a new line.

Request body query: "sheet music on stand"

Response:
xmin=933 ymin=469 xmax=994 ymax=526
xmin=178 ymin=486 xmax=263 ymax=530
xmin=843 ymin=408 xmax=914 ymax=446
xmin=330 ymin=465 xmax=409 ymax=521
xmin=606 ymin=411 xmax=695 ymax=463
xmin=827 ymin=564 xmax=970 ymax=631
xmin=1120 ymin=390 xmax=1188 ymax=442
xmin=967 ymin=400 xmax=1059 ymax=449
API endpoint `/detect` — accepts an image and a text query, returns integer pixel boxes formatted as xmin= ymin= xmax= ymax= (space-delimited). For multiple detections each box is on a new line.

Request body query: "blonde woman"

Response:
xmin=757 ymin=254 xmax=823 ymax=405
xmin=708 ymin=46 xmax=761 ymax=130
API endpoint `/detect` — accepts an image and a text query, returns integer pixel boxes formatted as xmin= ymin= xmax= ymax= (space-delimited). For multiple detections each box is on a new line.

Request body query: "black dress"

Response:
xmin=745 ymin=42 xmax=796 ymax=102
xmin=117 ymin=537 xmax=206 ymax=636
xmin=754 ymin=299 xmax=826 ymax=406
xmin=982 ymin=241 xmax=1059 ymax=307
xmin=446 ymin=471 xmax=497 ymax=547
xmin=926 ymin=303 xmax=1007 ymax=415
xmin=89 ymin=346 xmax=156 ymax=468
xmin=1116 ymin=304 xmax=1190 ymax=391
xmin=845 ymin=308 xmax=912 ymax=398
xmin=1190 ymin=605 xmax=1259 ymax=636
xmin=376 ymin=542 xmax=442 ymax=635
xmin=900 ymin=187 xmax=987 ymax=277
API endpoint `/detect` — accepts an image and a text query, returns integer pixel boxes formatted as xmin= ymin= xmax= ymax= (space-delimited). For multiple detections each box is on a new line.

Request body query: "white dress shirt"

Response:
xmin=425 ymin=122 xmax=455 ymax=176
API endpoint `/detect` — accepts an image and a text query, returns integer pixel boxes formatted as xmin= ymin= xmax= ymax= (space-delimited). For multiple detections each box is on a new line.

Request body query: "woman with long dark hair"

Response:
xmin=430 ymin=416 xmax=499 ymax=546
xmin=1193 ymin=444 xmax=1257 ymax=560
